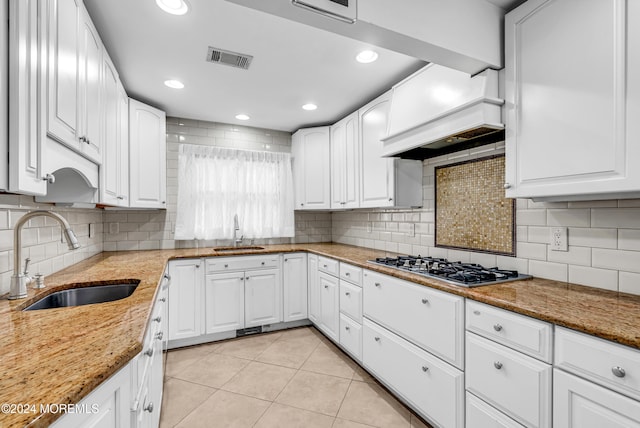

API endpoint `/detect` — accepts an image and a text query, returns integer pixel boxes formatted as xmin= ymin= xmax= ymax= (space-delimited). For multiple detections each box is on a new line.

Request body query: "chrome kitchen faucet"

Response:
xmin=233 ymin=213 xmax=244 ymax=247
xmin=9 ymin=210 xmax=80 ymax=300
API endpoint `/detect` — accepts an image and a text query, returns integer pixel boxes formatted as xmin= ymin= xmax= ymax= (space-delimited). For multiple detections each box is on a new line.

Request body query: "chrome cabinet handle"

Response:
xmin=494 ymin=361 xmax=503 ymax=370
xmin=155 ymin=332 xmax=163 ymax=340
xmin=612 ymin=366 xmax=626 ymax=378
xmin=504 ymin=183 xmax=512 ymax=189
xmin=261 ymin=262 xmax=265 ymax=265
xmin=324 ymin=285 xmax=328 ymax=289
xmin=116 ymin=196 xmax=124 ymax=200
xmin=164 ymin=273 xmax=171 ymax=280
xmin=224 ymin=264 xmax=229 ymax=268
xmin=159 ymin=297 xmax=166 ymax=302
xmin=153 ymin=316 xmax=162 ymax=323
xmin=493 ymin=324 xmax=503 ymax=332
xmin=374 ymin=282 xmax=381 ymax=287
xmin=345 ymin=292 xmax=350 ymax=296
xmin=195 ymin=264 xmax=200 ymax=268
xmin=323 ymin=264 xmax=328 ymax=268
xmin=374 ymin=337 xmax=380 ymax=342
xmin=421 ymin=298 xmax=428 ymax=304
xmin=345 ymin=326 xmax=350 ymax=331
xmin=144 ymin=348 xmax=153 ymax=357
xmin=345 ymin=272 xmax=350 ymax=276
xmin=422 ymin=366 xmax=429 ymax=372
xmin=42 ymin=173 xmax=56 ymax=183
xmin=144 ymin=402 xmax=154 ymax=413
xmin=246 ymin=276 xmax=250 ymax=280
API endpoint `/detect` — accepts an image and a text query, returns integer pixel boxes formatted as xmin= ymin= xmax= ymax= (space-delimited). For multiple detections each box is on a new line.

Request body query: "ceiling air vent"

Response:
xmin=206 ymin=46 xmax=253 ymax=70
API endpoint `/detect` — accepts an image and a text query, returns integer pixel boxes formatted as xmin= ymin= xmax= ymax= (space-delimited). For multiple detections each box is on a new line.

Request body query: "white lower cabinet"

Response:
xmin=244 ymin=269 xmax=282 ymax=327
xmin=50 ymin=363 xmax=132 ymax=428
xmin=307 ymin=254 xmax=320 ymax=324
xmin=466 ymin=332 xmax=552 ymax=428
xmin=466 ymin=392 xmax=525 ymax=428
xmin=167 ymin=259 xmax=203 ymax=342
xmin=318 ymin=271 xmax=340 ymax=342
xmin=363 ymin=319 xmax=464 ymax=428
xmin=339 ymin=314 xmax=362 ymax=361
xmin=553 ymin=369 xmax=640 ymax=428
xmin=283 ymin=253 xmax=308 ymax=322
xmin=363 ymin=269 xmax=464 ymax=369
xmin=204 ymin=271 xmax=245 ymax=334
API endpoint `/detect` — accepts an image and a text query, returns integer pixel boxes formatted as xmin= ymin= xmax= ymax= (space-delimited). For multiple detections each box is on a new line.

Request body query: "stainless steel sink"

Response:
xmin=214 ymin=246 xmax=265 ymax=252
xmin=23 ymin=283 xmax=139 ymax=311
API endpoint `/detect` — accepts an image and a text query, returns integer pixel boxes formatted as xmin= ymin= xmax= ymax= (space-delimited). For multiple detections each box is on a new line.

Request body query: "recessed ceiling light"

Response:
xmin=356 ymin=50 xmax=378 ymax=64
xmin=302 ymin=103 xmax=317 ymax=111
xmin=235 ymin=114 xmax=250 ymax=121
xmin=164 ymin=79 xmax=184 ymax=89
xmin=156 ymin=0 xmax=189 ymax=15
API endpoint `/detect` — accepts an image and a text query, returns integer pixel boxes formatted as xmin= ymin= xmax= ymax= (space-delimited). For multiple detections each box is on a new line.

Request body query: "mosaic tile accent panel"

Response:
xmin=435 ymin=155 xmax=515 ymax=255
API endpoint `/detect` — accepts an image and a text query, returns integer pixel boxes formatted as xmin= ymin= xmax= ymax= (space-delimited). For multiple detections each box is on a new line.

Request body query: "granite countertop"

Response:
xmin=2 ymin=243 xmax=640 ymax=427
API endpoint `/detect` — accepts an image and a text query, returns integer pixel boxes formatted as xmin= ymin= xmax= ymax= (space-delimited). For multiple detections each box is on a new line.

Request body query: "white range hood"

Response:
xmin=381 ymin=64 xmax=504 ymax=159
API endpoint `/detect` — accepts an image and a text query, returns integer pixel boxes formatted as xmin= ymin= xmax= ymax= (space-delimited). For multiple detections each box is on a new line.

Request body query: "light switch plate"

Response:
xmin=550 ymin=227 xmax=568 ymax=251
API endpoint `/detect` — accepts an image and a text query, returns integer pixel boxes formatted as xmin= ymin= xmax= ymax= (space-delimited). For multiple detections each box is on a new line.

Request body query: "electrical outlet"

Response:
xmin=550 ymin=227 xmax=568 ymax=251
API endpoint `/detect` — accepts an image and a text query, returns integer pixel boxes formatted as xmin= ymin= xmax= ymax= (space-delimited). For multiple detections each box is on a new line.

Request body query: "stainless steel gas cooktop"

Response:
xmin=368 ymin=255 xmax=531 ymax=287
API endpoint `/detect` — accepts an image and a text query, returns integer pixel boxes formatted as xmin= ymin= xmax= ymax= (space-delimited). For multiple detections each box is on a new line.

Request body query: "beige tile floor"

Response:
xmin=160 ymin=326 xmax=433 ymax=428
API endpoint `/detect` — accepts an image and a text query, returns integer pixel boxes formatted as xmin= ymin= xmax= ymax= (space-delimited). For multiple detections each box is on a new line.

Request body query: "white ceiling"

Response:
xmin=84 ymin=0 xmax=427 ymax=132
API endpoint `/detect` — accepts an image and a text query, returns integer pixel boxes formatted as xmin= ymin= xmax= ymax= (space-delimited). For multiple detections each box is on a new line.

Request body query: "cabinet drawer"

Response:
xmin=318 ymin=256 xmax=339 ymax=276
xmin=553 ymin=369 xmax=640 ymax=428
xmin=340 ymin=314 xmax=362 ymax=362
xmin=555 ymin=327 xmax=640 ymax=401
xmin=466 ymin=392 xmax=526 ymax=428
xmin=206 ymin=255 xmax=279 ymax=273
xmin=363 ymin=319 xmax=464 ymax=428
xmin=340 ymin=262 xmax=362 ymax=286
xmin=466 ymin=300 xmax=553 ymax=363
xmin=363 ymin=270 xmax=464 ymax=369
xmin=466 ymin=333 xmax=552 ymax=428
xmin=339 ymin=280 xmax=362 ymax=321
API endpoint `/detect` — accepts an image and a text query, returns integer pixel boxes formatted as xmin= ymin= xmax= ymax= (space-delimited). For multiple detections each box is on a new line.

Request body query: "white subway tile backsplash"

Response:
xmin=496 ymin=256 xmax=529 ymax=274
xmin=568 ymin=227 xmax=617 ymax=249
xmin=516 ymin=242 xmax=547 ymax=261
xmin=592 ymin=208 xmax=640 ymax=228
xmin=516 ymin=210 xmax=547 ymax=226
xmin=547 ymin=246 xmax=591 ymax=266
xmin=529 ymin=260 xmax=568 ymax=282
xmin=619 ymin=272 xmax=640 ymax=295
xmin=527 ymin=226 xmax=550 ymax=244
xmin=593 ymin=248 xmax=640 ymax=273
xmin=468 ymin=252 xmax=497 ymax=268
xmin=618 ymin=229 xmax=640 ymax=251
xmin=547 ymin=209 xmax=590 ymax=227
xmin=568 ymin=266 xmax=618 ymax=291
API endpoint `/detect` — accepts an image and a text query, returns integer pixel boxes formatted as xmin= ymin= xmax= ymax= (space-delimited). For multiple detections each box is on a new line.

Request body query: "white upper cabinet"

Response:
xmin=8 ymin=0 xmax=46 ymax=196
xmin=46 ymin=0 xmax=102 ymax=164
xmin=129 ymin=99 xmax=167 ymax=209
xmin=359 ymin=92 xmax=423 ymax=209
xmin=100 ymin=53 xmax=128 ymax=206
xmin=330 ymin=112 xmax=360 ymax=209
xmin=292 ymin=126 xmax=331 ymax=210
xmin=0 ymin=0 xmax=8 ymax=191
xmin=505 ymin=0 xmax=640 ymax=201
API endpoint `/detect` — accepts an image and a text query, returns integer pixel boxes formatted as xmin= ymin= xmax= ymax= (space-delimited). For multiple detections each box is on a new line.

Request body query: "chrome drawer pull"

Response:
xmin=144 ymin=402 xmax=154 ymax=413
xmin=345 ymin=272 xmax=350 ymax=276
xmin=422 ymin=366 xmax=429 ymax=372
xmin=163 ymin=273 xmax=171 ymax=280
xmin=421 ymin=298 xmax=428 ymax=304
xmin=345 ymin=292 xmax=350 ymax=296
xmin=374 ymin=337 xmax=380 ymax=342
xmin=155 ymin=332 xmax=163 ymax=340
xmin=345 ymin=326 xmax=350 ymax=331
xmin=324 ymin=285 xmax=328 ymax=289
xmin=144 ymin=348 xmax=153 ymax=357
xmin=153 ymin=316 xmax=162 ymax=323
xmin=612 ymin=366 xmax=626 ymax=378
xmin=374 ymin=282 xmax=381 ymax=287
xmin=493 ymin=324 xmax=503 ymax=332
xmin=159 ymin=297 xmax=166 ymax=303
xmin=494 ymin=361 xmax=503 ymax=370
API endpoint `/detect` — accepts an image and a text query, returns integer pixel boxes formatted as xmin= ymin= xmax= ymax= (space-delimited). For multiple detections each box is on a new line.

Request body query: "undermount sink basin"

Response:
xmin=23 ymin=283 xmax=139 ymax=311
xmin=214 ymin=246 xmax=265 ymax=252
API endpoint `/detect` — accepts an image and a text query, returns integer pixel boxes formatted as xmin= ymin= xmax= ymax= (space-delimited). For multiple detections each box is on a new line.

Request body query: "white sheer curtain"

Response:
xmin=175 ymin=144 xmax=295 ymax=240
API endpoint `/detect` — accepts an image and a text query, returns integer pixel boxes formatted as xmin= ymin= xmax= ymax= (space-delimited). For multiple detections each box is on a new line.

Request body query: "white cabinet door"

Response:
xmin=50 ymin=363 xmax=131 ymax=428
xmin=553 ymin=369 xmax=640 ymax=428
xmin=363 ymin=319 xmax=464 ymax=428
xmin=283 ymin=253 xmax=308 ymax=322
xmin=318 ymin=271 xmax=339 ymax=342
xmin=466 ymin=332 xmax=552 ymax=428
xmin=0 ymin=0 xmax=8 ymax=191
xmin=78 ymin=7 xmax=102 ymax=163
xmin=100 ymin=53 xmax=119 ymax=205
xmin=117 ymin=82 xmax=129 ymax=205
xmin=46 ymin=0 xmax=81 ymax=151
xmin=168 ymin=259 xmax=203 ymax=341
xmin=359 ymin=91 xmax=396 ymax=208
xmin=129 ymin=98 xmax=166 ymax=208
xmin=291 ymin=126 xmax=331 ymax=210
xmin=330 ymin=112 xmax=360 ymax=209
xmin=505 ymin=0 xmax=640 ymax=200
xmin=245 ymin=269 xmax=282 ymax=328
xmin=307 ymin=254 xmax=320 ymax=324
xmin=205 ymin=272 xmax=245 ymax=334
xmin=8 ymin=0 xmax=46 ymax=195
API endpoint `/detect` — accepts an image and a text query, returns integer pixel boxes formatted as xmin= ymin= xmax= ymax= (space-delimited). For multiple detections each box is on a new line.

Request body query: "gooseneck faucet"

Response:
xmin=9 ymin=210 xmax=80 ymax=300
xmin=233 ymin=214 xmax=244 ymax=247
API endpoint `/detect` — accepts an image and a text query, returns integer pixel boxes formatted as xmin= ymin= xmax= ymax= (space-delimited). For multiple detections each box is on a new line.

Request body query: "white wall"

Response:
xmin=332 ymin=142 xmax=640 ymax=295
